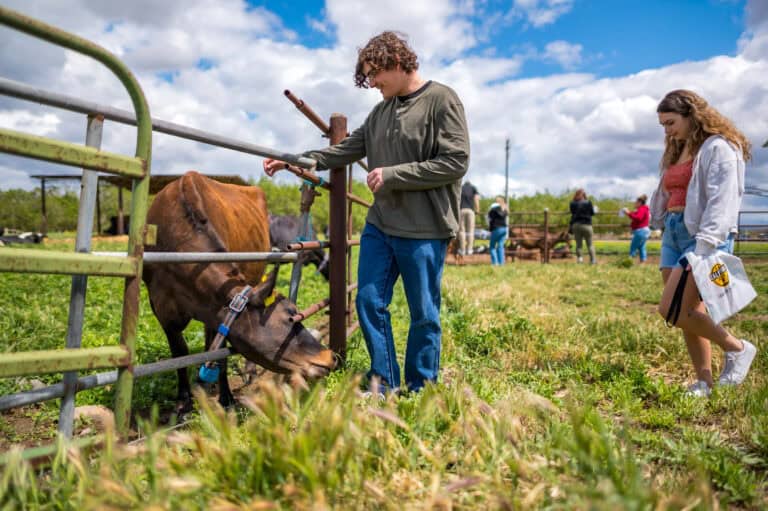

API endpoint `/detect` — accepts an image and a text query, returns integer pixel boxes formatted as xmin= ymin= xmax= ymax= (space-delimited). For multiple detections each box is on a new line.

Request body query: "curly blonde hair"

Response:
xmin=657 ymin=89 xmax=751 ymax=169
xmin=354 ymin=31 xmax=419 ymax=88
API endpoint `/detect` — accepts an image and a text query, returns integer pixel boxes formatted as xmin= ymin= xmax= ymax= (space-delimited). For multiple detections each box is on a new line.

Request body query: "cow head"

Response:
xmin=222 ymin=268 xmax=336 ymax=379
xmin=556 ymin=230 xmax=571 ymax=243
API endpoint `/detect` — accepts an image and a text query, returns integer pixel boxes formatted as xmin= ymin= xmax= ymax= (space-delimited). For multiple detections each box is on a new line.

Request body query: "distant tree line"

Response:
xmin=0 ymin=179 xmax=632 ymax=235
xmin=0 ymin=177 xmax=376 ymax=235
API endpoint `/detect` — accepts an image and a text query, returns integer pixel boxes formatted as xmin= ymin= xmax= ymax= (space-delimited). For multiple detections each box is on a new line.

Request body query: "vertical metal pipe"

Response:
xmin=115 ymin=84 xmax=153 ymax=437
xmin=504 ymin=138 xmax=510 ymax=207
xmin=289 ymin=261 xmax=303 ymax=304
xmin=95 ymin=178 xmax=102 ymax=235
xmin=58 ymin=114 xmax=104 ymax=438
xmin=328 ymin=114 xmax=347 ymax=361
xmin=40 ymin=178 xmax=47 ymax=235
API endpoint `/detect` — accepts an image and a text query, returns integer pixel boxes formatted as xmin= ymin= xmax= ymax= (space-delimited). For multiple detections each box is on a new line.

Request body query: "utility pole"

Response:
xmin=504 ymin=138 xmax=510 ymax=206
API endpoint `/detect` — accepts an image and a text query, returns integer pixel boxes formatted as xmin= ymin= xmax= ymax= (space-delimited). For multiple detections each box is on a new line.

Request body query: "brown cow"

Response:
xmin=510 ymin=229 xmax=570 ymax=259
xmin=142 ymin=171 xmax=335 ymax=412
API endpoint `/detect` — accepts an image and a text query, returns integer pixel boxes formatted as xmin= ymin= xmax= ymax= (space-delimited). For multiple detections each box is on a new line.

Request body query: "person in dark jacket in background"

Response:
xmin=622 ymin=194 xmax=651 ymax=264
xmin=569 ymin=188 xmax=597 ymax=264
xmin=263 ymin=31 xmax=470 ymax=395
xmin=487 ymin=196 xmax=508 ymax=266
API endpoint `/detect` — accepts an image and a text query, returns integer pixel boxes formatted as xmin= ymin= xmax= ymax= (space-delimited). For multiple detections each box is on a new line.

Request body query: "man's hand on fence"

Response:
xmin=263 ymin=158 xmax=293 ymax=177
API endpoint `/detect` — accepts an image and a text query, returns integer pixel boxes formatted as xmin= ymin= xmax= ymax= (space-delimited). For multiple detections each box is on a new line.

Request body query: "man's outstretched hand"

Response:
xmin=263 ymin=158 xmax=290 ymax=177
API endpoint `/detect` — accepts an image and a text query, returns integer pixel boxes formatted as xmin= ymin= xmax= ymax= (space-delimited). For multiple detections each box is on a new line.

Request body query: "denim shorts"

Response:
xmin=659 ymin=212 xmax=734 ymax=269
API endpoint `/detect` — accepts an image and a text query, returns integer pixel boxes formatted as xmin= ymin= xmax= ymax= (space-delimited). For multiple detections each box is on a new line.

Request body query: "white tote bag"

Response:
xmin=682 ymin=251 xmax=757 ymax=324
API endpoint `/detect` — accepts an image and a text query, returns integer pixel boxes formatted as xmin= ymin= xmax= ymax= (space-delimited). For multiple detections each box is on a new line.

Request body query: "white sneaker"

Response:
xmin=360 ymin=391 xmax=386 ymax=402
xmin=685 ymin=380 xmax=711 ymax=398
xmin=577 ymin=257 xmax=583 ymax=263
xmin=718 ymin=340 xmax=757 ymax=386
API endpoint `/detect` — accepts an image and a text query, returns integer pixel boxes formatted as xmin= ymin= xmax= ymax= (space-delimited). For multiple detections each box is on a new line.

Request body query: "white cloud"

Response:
xmin=510 ymin=0 xmax=575 ymax=28
xmin=543 ymin=40 xmax=583 ymax=70
xmin=323 ymin=0 xmax=477 ymax=61
xmin=0 ymin=165 xmax=36 ymax=190
xmin=0 ymin=110 xmax=61 ymax=136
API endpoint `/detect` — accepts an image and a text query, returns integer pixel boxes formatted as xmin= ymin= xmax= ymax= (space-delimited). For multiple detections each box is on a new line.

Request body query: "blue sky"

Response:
xmin=0 ymin=0 xmax=766 ymax=209
xmin=257 ymin=0 xmax=748 ymax=77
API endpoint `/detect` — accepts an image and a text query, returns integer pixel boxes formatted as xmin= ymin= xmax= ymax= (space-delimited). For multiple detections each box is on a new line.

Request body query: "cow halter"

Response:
xmin=197 ymin=274 xmax=279 ymax=383
xmin=198 ymin=284 xmax=253 ymax=383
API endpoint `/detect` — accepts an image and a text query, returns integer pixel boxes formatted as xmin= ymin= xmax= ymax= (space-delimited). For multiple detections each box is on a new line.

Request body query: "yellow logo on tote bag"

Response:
xmin=709 ymin=263 xmax=730 ymax=287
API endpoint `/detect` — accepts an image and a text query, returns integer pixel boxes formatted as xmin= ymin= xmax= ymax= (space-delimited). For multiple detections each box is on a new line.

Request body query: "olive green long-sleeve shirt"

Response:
xmin=302 ymin=81 xmax=470 ymax=239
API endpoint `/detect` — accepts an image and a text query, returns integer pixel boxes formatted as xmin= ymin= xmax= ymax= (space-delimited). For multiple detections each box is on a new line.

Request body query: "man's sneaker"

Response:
xmin=685 ymin=380 xmax=711 ymax=398
xmin=577 ymin=256 xmax=584 ymax=263
xmin=360 ymin=390 xmax=386 ymax=402
xmin=718 ymin=340 xmax=757 ymax=386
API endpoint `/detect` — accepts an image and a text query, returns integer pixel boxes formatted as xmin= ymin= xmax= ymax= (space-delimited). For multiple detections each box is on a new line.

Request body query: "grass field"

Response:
xmin=1 ymin=237 xmax=767 ymax=509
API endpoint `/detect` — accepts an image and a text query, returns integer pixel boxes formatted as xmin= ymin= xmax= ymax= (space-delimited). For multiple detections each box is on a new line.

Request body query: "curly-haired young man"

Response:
xmin=264 ymin=31 xmax=470 ymax=394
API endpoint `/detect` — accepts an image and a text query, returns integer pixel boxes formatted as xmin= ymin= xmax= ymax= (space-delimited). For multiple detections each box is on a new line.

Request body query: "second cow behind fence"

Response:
xmin=269 ymin=214 xmax=330 ymax=280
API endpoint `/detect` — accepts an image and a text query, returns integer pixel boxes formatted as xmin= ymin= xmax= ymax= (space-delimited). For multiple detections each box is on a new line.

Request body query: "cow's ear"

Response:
xmin=250 ymin=267 xmax=279 ymax=305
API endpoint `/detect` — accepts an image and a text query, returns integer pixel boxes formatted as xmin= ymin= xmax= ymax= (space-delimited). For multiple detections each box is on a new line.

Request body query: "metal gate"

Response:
xmin=0 ymin=6 xmax=153 ymax=439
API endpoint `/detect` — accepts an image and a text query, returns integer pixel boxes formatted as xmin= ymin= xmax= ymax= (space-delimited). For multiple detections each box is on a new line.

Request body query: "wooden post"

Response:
xmin=328 ymin=114 xmax=348 ymax=362
xmin=543 ymin=208 xmax=550 ymax=264
xmin=40 ymin=178 xmax=47 ymax=235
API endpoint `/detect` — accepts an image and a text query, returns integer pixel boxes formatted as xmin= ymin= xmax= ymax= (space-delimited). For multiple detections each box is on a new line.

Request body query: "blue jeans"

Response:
xmin=356 ymin=223 xmax=448 ymax=392
xmin=660 ymin=212 xmax=734 ymax=268
xmin=629 ymin=227 xmax=650 ymax=262
xmin=489 ymin=226 xmax=508 ymax=265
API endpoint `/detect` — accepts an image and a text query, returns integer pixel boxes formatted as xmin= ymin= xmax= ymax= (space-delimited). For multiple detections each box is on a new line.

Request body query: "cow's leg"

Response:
xmin=205 ymin=325 xmax=235 ymax=409
xmin=148 ymin=292 xmax=194 ymax=414
xmin=162 ymin=320 xmax=194 ymax=414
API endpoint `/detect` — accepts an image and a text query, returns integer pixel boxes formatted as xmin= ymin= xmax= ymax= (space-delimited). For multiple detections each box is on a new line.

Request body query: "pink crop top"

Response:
xmin=663 ymin=160 xmax=693 ymax=209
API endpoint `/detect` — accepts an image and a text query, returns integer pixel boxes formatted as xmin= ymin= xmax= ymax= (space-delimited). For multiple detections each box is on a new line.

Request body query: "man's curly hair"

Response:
xmin=354 ymin=31 xmax=419 ymax=88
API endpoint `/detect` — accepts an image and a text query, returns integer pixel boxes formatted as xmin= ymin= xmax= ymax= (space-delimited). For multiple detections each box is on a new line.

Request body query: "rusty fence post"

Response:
xmin=347 ymin=163 xmax=354 ymax=329
xmin=328 ymin=114 xmax=348 ymax=362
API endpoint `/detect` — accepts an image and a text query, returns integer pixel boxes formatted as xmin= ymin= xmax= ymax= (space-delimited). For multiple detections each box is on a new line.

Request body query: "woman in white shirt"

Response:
xmin=651 ymin=90 xmax=754 ymax=398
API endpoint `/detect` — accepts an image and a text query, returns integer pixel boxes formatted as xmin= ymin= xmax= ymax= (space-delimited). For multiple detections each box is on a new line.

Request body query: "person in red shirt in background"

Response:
xmin=622 ymin=194 xmax=651 ymax=263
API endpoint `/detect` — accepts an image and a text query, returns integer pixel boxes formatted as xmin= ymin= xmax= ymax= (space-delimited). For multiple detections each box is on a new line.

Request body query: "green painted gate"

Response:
xmin=0 ymin=7 xmax=152 ymax=438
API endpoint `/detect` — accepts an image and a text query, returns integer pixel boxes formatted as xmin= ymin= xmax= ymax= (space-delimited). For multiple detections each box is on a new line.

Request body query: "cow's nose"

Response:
xmin=305 ymin=349 xmax=336 ymax=377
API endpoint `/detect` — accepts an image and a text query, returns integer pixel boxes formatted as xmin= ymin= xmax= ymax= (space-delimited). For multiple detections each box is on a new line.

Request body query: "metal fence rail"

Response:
xmin=0 ymin=76 xmax=317 ymax=170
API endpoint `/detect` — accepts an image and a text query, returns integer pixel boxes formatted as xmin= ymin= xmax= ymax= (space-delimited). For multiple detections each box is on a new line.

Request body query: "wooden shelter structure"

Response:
xmin=30 ymin=173 xmax=247 ymax=235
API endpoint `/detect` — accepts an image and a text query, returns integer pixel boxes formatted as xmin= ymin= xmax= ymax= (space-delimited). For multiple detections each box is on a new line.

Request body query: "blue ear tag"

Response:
xmin=198 ymin=364 xmax=220 ymax=383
